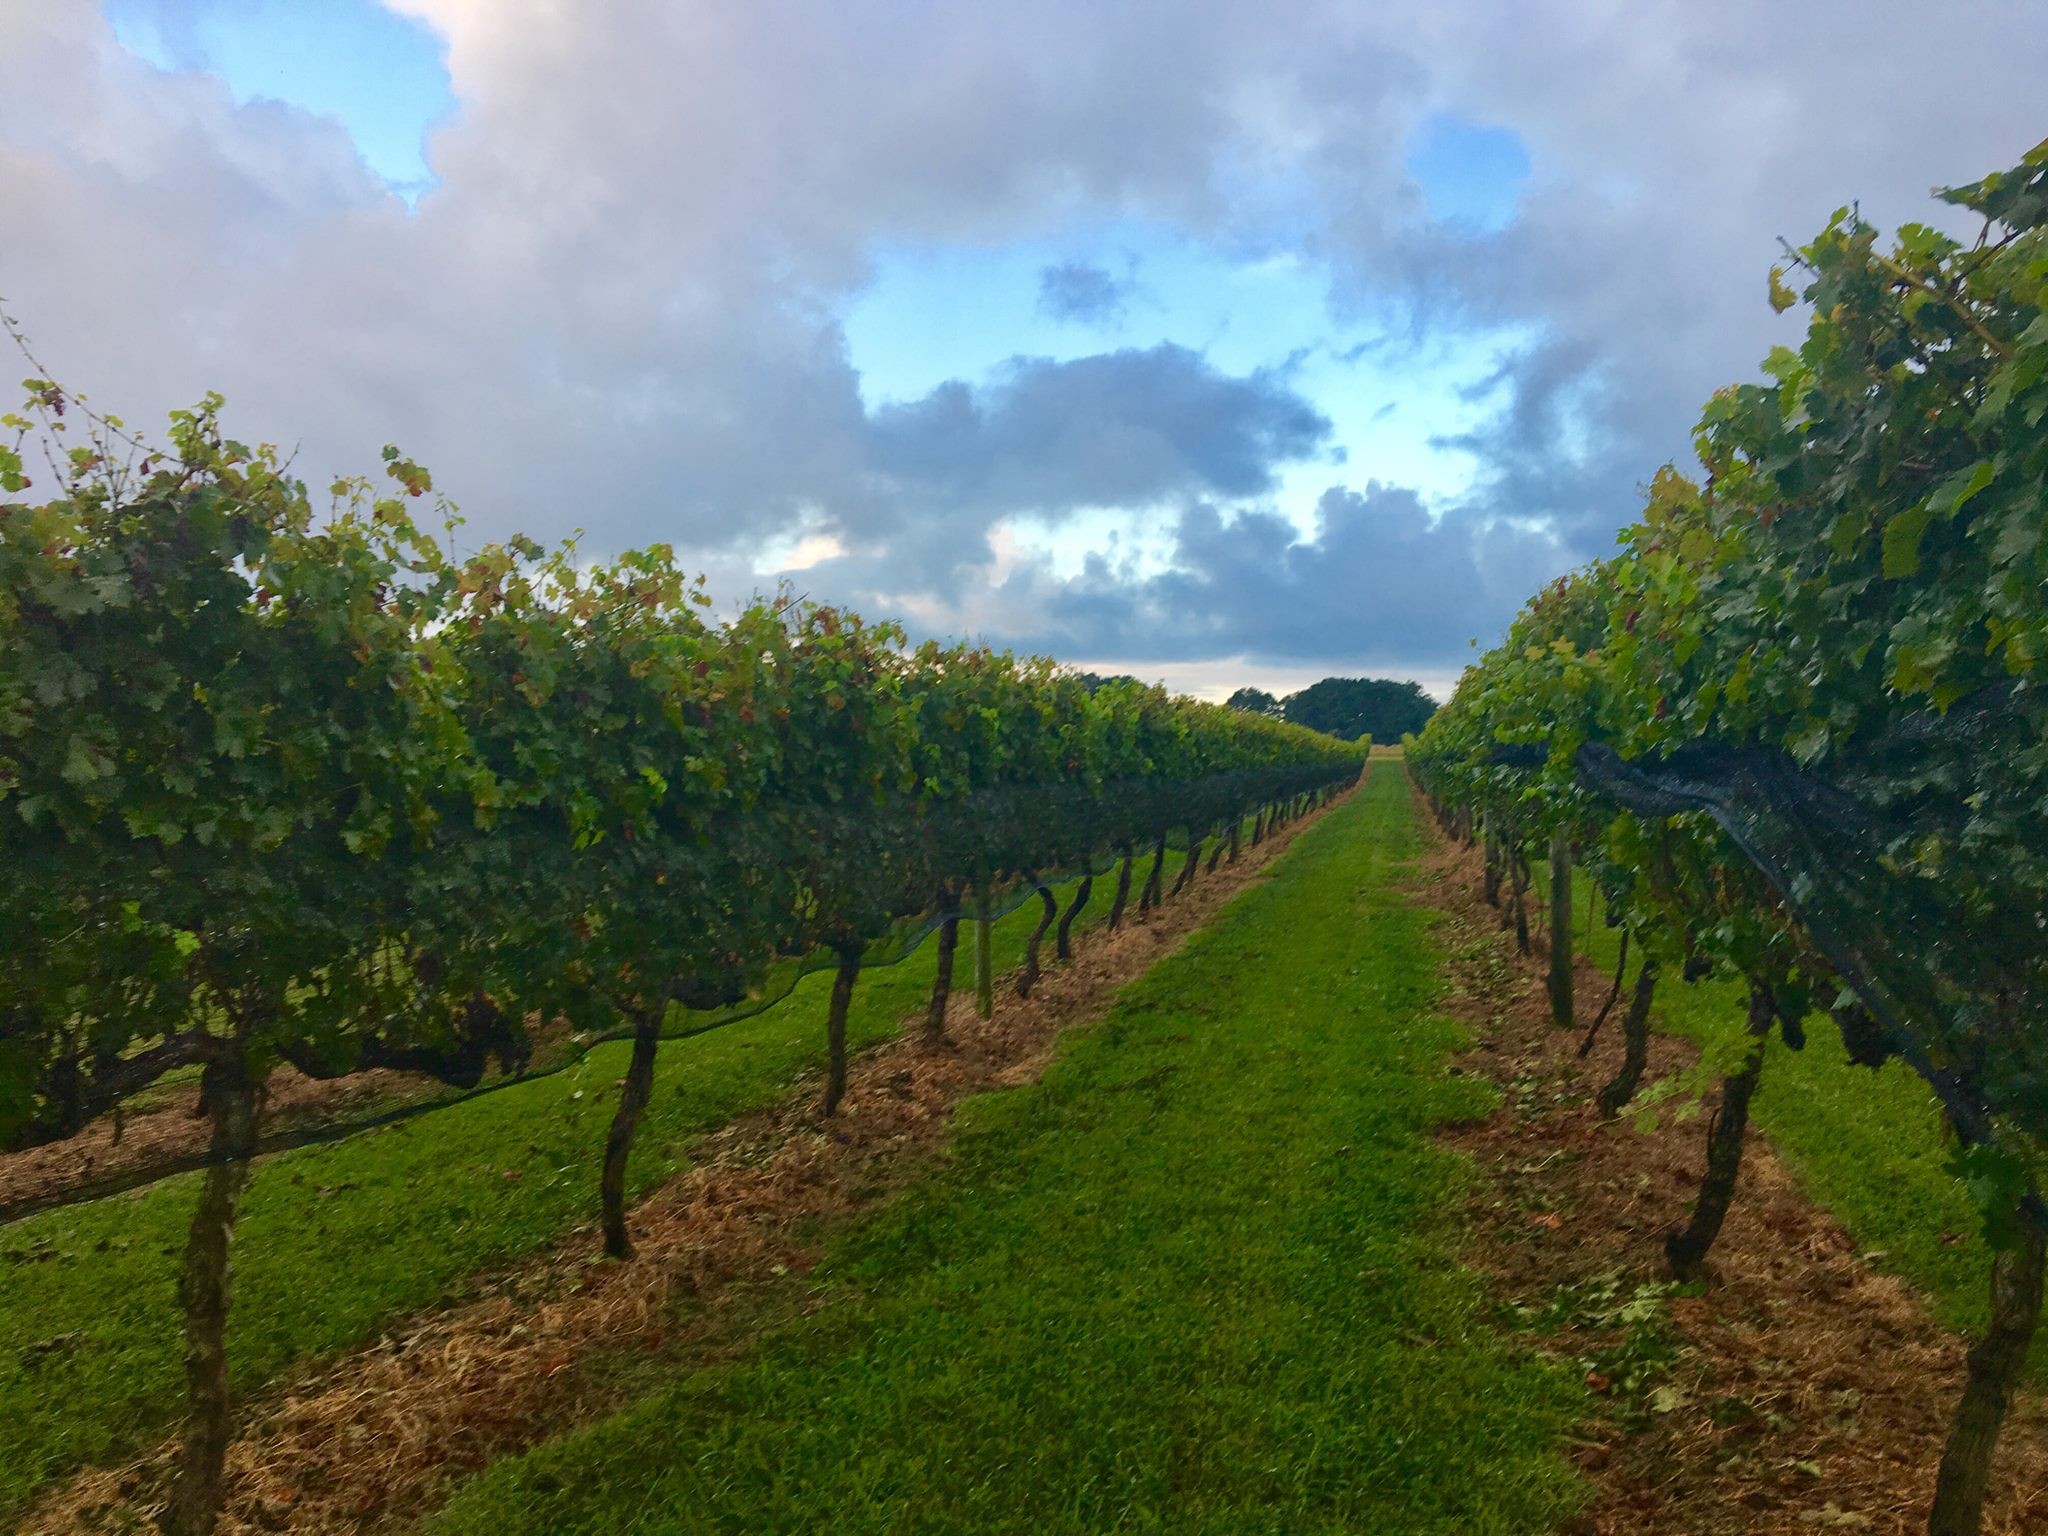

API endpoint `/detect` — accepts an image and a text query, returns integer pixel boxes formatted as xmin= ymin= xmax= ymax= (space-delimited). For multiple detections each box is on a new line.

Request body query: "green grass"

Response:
xmin=431 ymin=771 xmax=1584 ymax=1536
xmin=1538 ymin=863 xmax=2007 ymax=1363
xmin=0 ymin=873 xmax=1112 ymax=1522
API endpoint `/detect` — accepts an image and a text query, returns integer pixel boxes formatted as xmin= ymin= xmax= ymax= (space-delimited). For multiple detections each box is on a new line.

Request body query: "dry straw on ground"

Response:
xmin=1417 ymin=813 xmax=2048 ymax=1535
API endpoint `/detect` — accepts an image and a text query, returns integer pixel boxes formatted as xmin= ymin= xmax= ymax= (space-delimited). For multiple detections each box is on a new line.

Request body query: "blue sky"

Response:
xmin=107 ymin=0 xmax=453 ymax=197
xmin=9 ymin=2 xmax=2038 ymax=697
xmin=1405 ymin=114 xmax=1528 ymax=232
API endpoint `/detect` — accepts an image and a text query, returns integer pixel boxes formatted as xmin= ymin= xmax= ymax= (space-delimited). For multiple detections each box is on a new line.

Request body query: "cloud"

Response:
xmin=1036 ymin=260 xmax=1133 ymax=324
xmin=1311 ymin=3 xmax=2048 ymax=571
xmin=770 ymin=343 xmax=1331 ymax=593
xmin=2 ymin=1 xmax=2044 ymax=690
xmin=861 ymin=343 xmax=1329 ymax=523
xmin=1 ymin=4 xmax=1398 ymax=558
xmin=892 ymin=481 xmax=1553 ymax=674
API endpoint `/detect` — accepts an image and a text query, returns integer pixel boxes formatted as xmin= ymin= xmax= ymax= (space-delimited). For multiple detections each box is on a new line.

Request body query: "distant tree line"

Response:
xmin=1226 ymin=676 xmax=1438 ymax=743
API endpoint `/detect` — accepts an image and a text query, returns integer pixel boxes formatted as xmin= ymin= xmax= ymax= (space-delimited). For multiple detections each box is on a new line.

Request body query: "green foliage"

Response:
xmin=1279 ymin=675 xmax=1436 ymax=743
xmin=1410 ymin=138 xmax=2048 ymax=1238
xmin=0 ymin=392 xmax=1364 ymax=1156
xmin=1224 ymin=685 xmax=1280 ymax=715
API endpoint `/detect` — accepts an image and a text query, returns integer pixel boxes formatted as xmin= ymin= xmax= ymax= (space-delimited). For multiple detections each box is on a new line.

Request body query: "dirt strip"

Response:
xmin=29 ymin=786 xmax=1353 ymax=1536
xmin=1415 ymin=804 xmax=2048 ymax=1534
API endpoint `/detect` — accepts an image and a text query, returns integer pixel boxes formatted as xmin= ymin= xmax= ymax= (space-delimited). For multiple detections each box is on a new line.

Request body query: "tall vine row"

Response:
xmin=0 ymin=372 xmax=1362 ymax=1534
xmin=1409 ymin=140 xmax=2048 ymax=1536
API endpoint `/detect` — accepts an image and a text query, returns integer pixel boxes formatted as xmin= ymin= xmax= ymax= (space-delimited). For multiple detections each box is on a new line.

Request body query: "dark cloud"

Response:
xmin=1036 ymin=261 xmax=1132 ymax=324
xmin=998 ymin=483 xmax=1553 ymax=671
xmin=863 ymin=343 xmax=1329 ymax=521
xmin=778 ymin=344 xmax=1330 ymax=594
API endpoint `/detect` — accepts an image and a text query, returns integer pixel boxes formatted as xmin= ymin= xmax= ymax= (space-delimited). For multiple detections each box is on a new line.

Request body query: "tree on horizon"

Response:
xmin=1225 ymin=686 xmax=1281 ymax=716
xmin=1232 ymin=676 xmax=1436 ymax=742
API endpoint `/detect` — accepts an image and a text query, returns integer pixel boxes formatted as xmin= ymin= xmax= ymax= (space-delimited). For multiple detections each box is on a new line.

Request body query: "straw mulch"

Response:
xmin=1419 ymin=814 xmax=2048 ymax=1535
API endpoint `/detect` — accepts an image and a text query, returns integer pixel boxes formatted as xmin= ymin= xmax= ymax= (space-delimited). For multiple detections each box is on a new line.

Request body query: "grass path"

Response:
xmin=431 ymin=769 xmax=1584 ymax=1535
xmin=0 ymin=871 xmax=1111 ymax=1521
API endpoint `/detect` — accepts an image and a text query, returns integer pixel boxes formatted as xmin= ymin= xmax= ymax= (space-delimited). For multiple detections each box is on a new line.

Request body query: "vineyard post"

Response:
xmin=973 ymin=881 xmax=994 ymax=1019
xmin=161 ymin=1057 xmax=261 ymax=1536
xmin=1482 ymin=821 xmax=1502 ymax=908
xmin=1227 ymin=814 xmax=1242 ymax=862
xmin=1547 ymin=829 xmax=1573 ymax=1027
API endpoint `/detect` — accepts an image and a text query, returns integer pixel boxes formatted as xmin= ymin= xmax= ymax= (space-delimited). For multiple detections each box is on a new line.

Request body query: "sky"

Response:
xmin=4 ymin=3 xmax=2044 ymax=700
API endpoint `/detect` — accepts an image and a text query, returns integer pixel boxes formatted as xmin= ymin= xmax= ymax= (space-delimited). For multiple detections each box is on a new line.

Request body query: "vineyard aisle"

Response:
xmin=431 ymin=768 xmax=1584 ymax=1536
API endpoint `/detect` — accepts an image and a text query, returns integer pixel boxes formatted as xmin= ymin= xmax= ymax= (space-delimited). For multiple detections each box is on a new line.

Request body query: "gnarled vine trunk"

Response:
xmin=1170 ymin=832 xmax=1202 ymax=896
xmin=1228 ymin=817 xmax=1242 ymax=862
xmin=1138 ymin=832 xmax=1167 ymax=915
xmin=1547 ymin=829 xmax=1573 ymax=1027
xmin=1106 ymin=849 xmax=1135 ymax=930
xmin=1015 ymin=880 xmax=1057 ymax=997
xmin=820 ymin=945 xmax=861 ymax=1116
xmin=1928 ymin=1208 xmax=2047 ymax=1536
xmin=160 ymin=1060 xmax=261 ymax=1536
xmin=1665 ymin=979 xmax=1773 ymax=1277
xmin=1579 ymin=929 xmax=1630 ymax=1058
xmin=600 ymin=1005 xmax=664 ymax=1260
xmin=1596 ymin=956 xmax=1656 ymax=1117
xmin=1056 ymin=874 xmax=1092 ymax=959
